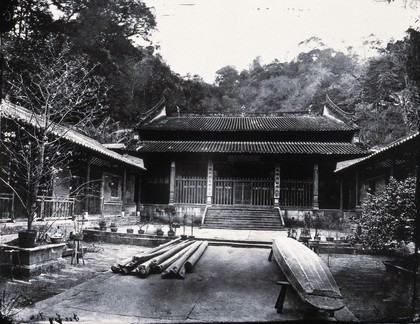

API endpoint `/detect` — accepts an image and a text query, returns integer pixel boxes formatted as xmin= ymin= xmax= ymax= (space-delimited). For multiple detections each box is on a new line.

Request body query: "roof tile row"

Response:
xmin=135 ymin=140 xmax=366 ymax=155
xmin=140 ymin=116 xmax=357 ymax=132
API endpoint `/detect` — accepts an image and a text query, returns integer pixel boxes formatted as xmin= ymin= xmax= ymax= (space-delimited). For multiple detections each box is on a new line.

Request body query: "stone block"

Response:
xmin=0 ymin=243 xmax=66 ymax=278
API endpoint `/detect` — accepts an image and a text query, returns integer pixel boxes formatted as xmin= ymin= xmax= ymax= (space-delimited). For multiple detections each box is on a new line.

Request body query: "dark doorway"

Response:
xmin=234 ymin=181 xmax=252 ymax=205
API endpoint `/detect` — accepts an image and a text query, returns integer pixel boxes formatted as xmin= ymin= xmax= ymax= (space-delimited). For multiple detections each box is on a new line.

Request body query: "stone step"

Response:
xmin=202 ymin=224 xmax=282 ymax=230
xmin=204 ymin=219 xmax=281 ymax=223
xmin=205 ymin=215 xmax=280 ymax=220
xmin=203 ymin=206 xmax=283 ymax=230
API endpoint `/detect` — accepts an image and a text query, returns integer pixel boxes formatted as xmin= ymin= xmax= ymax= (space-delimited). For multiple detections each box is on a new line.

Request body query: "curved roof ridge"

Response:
xmin=138 ymin=115 xmax=358 ymax=132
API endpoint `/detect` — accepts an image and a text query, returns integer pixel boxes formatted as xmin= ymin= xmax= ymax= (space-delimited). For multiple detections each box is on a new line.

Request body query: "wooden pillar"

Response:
xmin=136 ymin=175 xmax=142 ymax=213
xmin=355 ymin=171 xmax=360 ymax=207
xmin=84 ymin=156 xmax=91 ymax=213
xmin=169 ymin=161 xmax=176 ymax=205
xmin=100 ymin=173 xmax=105 ymax=217
xmin=339 ymin=177 xmax=344 ymax=210
xmin=206 ymin=160 xmax=214 ymax=205
xmin=313 ymin=163 xmax=319 ymax=209
xmin=390 ymin=158 xmax=395 ymax=179
xmin=122 ymin=167 xmax=127 ymax=213
xmin=274 ymin=164 xmax=281 ymax=206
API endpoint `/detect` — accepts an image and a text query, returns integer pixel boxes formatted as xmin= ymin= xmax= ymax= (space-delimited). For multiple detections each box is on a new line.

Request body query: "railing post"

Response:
xmin=40 ymin=196 xmax=45 ymax=219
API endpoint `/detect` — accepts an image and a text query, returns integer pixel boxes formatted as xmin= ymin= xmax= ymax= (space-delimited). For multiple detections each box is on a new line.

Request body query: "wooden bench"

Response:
xmin=268 ymin=249 xmax=292 ymax=314
xmin=274 ymin=280 xmax=291 ymax=313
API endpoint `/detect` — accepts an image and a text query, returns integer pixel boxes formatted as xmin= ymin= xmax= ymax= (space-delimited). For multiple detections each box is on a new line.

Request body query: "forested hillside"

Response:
xmin=1 ymin=0 xmax=419 ymax=147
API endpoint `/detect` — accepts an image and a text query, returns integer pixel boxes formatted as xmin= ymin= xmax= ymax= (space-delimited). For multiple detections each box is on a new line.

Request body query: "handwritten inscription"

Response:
xmin=29 ymin=312 xmax=79 ymax=323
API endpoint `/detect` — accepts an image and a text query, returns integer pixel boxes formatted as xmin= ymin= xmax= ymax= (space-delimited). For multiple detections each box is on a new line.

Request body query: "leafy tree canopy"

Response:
xmin=357 ymin=177 xmax=416 ymax=250
xmin=1 ymin=1 xmax=419 ymax=148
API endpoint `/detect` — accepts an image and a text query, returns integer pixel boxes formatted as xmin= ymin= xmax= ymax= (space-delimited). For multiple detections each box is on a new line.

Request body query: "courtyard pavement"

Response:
xmin=11 ymin=228 xmax=361 ymax=323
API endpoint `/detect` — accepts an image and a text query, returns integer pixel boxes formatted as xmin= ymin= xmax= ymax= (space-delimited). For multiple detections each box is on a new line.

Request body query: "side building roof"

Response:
xmin=0 ymin=101 xmax=145 ymax=170
xmin=335 ymin=132 xmax=419 ymax=173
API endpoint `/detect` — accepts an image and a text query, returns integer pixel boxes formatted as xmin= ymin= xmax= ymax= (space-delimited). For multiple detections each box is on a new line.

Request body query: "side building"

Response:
xmin=0 ymin=101 xmax=145 ymax=221
xmin=123 ymin=98 xmax=369 ymax=229
xmin=335 ymin=131 xmax=418 ymax=213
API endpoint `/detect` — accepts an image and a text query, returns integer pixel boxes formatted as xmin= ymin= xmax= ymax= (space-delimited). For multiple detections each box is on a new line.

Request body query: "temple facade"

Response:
xmin=124 ymin=98 xmax=369 ymax=228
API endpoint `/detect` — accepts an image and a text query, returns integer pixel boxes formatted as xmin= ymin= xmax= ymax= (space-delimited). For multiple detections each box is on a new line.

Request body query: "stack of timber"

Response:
xmin=270 ymin=237 xmax=345 ymax=313
xmin=111 ymin=238 xmax=208 ymax=279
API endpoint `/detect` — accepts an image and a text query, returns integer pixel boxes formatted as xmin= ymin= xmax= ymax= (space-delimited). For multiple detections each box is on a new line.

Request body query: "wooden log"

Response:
xmin=135 ymin=259 xmax=154 ymax=278
xmin=127 ymin=242 xmax=186 ymax=275
xmin=161 ymin=241 xmax=202 ymax=278
xmin=115 ymin=238 xmax=182 ymax=274
xmin=184 ymin=241 xmax=208 ymax=273
xmin=135 ymin=240 xmax=193 ymax=278
xmin=111 ymin=256 xmax=136 ymax=273
xmin=155 ymin=241 xmax=200 ymax=273
xmin=132 ymin=240 xmax=184 ymax=263
xmin=150 ymin=240 xmax=195 ymax=273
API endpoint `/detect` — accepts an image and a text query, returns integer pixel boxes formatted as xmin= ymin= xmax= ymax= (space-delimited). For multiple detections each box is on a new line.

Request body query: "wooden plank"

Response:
xmin=271 ymin=237 xmax=344 ymax=311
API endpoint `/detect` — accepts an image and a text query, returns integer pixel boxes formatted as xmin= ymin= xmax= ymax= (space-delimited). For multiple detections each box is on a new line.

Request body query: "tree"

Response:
xmin=358 ymin=177 xmax=416 ymax=250
xmin=355 ymin=30 xmax=420 ymax=146
xmin=4 ymin=0 xmax=160 ymax=125
xmin=52 ymin=0 xmax=158 ymax=121
xmin=52 ymin=0 xmax=156 ymax=41
xmin=1 ymin=37 xmax=107 ymax=232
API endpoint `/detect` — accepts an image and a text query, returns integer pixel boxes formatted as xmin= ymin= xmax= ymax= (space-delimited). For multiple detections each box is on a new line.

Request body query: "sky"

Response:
xmin=142 ymin=0 xmax=420 ymax=83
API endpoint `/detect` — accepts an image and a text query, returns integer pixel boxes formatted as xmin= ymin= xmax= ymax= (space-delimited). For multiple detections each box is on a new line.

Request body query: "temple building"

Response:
xmin=124 ymin=97 xmax=369 ymax=229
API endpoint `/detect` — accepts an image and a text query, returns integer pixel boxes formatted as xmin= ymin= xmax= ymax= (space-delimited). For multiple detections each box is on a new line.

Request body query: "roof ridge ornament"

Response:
xmin=240 ymin=105 xmax=246 ymax=117
xmin=137 ymin=96 xmax=167 ymax=126
xmin=322 ymin=94 xmax=359 ymax=127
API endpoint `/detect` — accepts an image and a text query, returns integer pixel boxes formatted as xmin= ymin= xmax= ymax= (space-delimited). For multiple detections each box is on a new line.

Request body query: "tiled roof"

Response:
xmin=134 ymin=140 xmax=367 ymax=155
xmin=139 ymin=116 xmax=357 ymax=132
xmin=0 ymin=101 xmax=145 ymax=170
xmin=335 ymin=132 xmax=419 ymax=172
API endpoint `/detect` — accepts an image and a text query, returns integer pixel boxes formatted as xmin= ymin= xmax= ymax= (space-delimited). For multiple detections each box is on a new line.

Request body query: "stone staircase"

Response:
xmin=202 ymin=206 xmax=284 ymax=230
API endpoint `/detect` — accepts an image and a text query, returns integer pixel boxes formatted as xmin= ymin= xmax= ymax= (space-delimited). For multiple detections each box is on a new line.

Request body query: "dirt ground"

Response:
xmin=0 ymin=242 xmax=148 ymax=321
xmin=0 ymin=240 xmax=411 ymax=323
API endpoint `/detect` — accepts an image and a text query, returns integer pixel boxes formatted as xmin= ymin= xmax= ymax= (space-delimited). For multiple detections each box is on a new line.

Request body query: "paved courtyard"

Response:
xmin=13 ymin=245 xmax=335 ymax=323
xmin=0 ymin=228 xmax=409 ymax=323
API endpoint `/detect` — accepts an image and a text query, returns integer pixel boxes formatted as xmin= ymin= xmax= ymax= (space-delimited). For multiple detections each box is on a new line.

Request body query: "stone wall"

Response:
xmin=140 ymin=204 xmax=204 ymax=226
xmin=83 ymin=229 xmax=174 ymax=247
